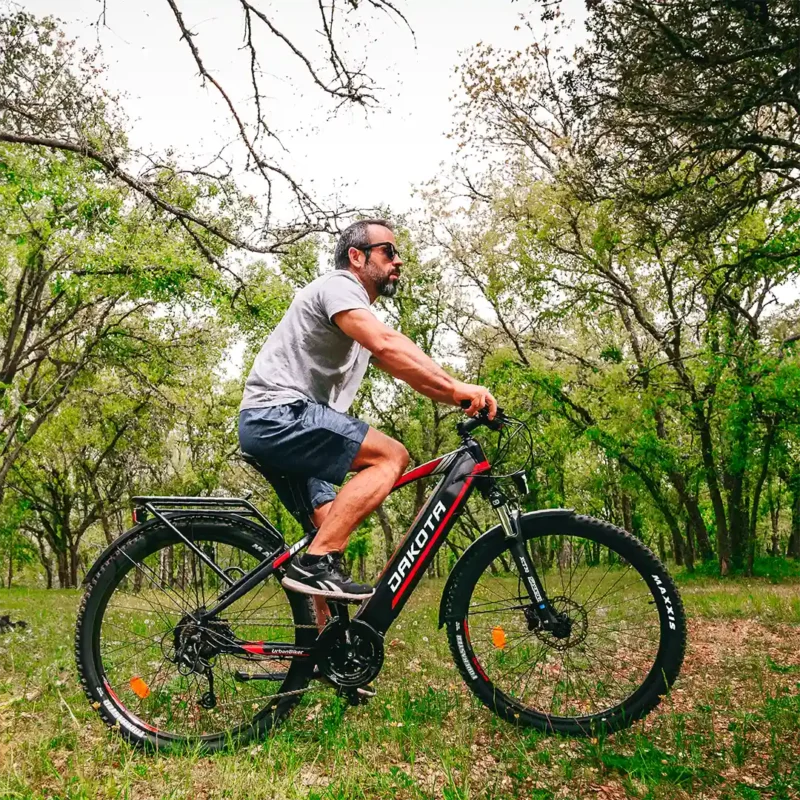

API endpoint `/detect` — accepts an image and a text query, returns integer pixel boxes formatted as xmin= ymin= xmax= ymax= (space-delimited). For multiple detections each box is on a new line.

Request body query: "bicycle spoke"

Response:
xmin=462 ymin=530 xmax=665 ymax=721
xmin=94 ymin=532 xmax=312 ymax=741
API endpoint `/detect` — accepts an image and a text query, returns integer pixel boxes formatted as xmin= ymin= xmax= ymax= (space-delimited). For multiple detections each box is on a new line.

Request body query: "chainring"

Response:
xmin=317 ymin=619 xmax=384 ymax=688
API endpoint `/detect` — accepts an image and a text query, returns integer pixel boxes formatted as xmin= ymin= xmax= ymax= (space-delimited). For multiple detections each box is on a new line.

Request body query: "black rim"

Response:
xmin=91 ymin=527 xmax=310 ymax=741
xmin=462 ymin=532 xmax=666 ymax=723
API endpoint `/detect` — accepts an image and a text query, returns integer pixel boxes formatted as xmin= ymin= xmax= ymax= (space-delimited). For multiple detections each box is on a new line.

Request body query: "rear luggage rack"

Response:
xmin=131 ymin=495 xmax=279 ymax=536
xmin=130 ymin=495 xmax=283 ymax=587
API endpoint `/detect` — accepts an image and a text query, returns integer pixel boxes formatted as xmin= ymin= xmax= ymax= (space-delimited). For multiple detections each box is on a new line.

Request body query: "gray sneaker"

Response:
xmin=281 ymin=553 xmax=374 ymax=601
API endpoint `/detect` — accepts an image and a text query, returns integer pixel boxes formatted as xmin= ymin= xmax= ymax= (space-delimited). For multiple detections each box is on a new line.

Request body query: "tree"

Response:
xmin=429 ymin=32 xmax=800 ymax=574
xmin=8 ymin=317 xmax=219 ymax=588
xmin=0 ymin=6 xmax=413 ymax=259
xmin=581 ymin=3 xmax=798 ymax=172
xmin=0 ymin=144 xmax=232 ymax=503
xmin=0 ymin=495 xmax=34 ymax=588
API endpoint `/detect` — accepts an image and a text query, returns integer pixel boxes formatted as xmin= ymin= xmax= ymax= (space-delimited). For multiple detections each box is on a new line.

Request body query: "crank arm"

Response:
xmin=234 ymin=670 xmax=289 ymax=682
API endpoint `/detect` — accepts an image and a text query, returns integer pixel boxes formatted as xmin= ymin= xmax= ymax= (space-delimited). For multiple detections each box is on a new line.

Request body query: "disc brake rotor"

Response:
xmin=533 ymin=596 xmax=589 ymax=652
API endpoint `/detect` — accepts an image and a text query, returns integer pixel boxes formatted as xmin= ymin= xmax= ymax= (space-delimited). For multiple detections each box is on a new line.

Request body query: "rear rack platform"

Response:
xmin=131 ymin=495 xmax=278 ymax=535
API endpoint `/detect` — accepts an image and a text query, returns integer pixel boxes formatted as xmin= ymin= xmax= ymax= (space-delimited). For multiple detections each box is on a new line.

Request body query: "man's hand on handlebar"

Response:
xmin=453 ymin=382 xmax=498 ymax=420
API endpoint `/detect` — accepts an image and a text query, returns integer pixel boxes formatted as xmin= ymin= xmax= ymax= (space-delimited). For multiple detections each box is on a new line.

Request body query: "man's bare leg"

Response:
xmin=303 ymin=428 xmax=407 ymax=622
xmin=307 ymin=427 xmax=409 ymax=556
xmin=310 ymin=502 xmax=333 ymax=631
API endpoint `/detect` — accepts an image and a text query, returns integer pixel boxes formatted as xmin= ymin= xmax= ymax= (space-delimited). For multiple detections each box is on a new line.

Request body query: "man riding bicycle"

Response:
xmin=239 ymin=218 xmax=497 ymax=600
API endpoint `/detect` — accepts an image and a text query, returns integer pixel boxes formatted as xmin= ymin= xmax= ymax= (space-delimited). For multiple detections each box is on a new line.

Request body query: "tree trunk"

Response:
xmin=747 ymin=423 xmax=776 ymax=575
xmin=6 ymin=534 xmax=12 ymax=589
xmin=376 ymin=505 xmax=395 ymax=563
xmin=788 ymin=480 xmax=800 ymax=559
xmin=683 ymin=517 xmax=695 ymax=573
xmin=160 ymin=547 xmax=175 ymax=586
xmin=618 ymin=455 xmax=684 ymax=562
xmin=670 ymin=525 xmax=685 ymax=567
xmin=69 ymin=543 xmax=80 ymax=588
xmin=769 ymin=493 xmax=780 ymax=557
xmin=621 ymin=491 xmax=633 ymax=534
xmin=672 ymin=474 xmax=714 ymax=561
xmin=56 ymin=549 xmax=69 ymax=589
xmin=179 ymin=548 xmax=187 ymax=590
xmin=697 ymin=420 xmax=731 ymax=574
xmin=657 ymin=526 xmax=666 ymax=563
xmin=35 ymin=536 xmax=53 ymax=589
xmin=725 ymin=472 xmax=747 ymax=572
xmin=98 ymin=507 xmax=114 ymax=545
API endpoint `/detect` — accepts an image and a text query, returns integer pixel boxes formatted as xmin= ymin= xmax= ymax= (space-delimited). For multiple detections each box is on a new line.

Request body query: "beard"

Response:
xmin=377 ymin=275 xmax=398 ymax=298
xmin=365 ymin=258 xmax=399 ymax=298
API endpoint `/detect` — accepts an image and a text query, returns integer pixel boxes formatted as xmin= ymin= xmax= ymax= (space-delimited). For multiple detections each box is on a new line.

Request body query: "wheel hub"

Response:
xmin=163 ymin=612 xmax=234 ymax=676
xmin=532 ymin=596 xmax=589 ymax=651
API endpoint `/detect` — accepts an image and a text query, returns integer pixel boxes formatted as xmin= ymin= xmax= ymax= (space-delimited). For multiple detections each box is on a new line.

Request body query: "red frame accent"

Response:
xmin=391 ymin=457 xmax=444 ymax=491
xmin=272 ymin=550 xmax=292 ymax=568
xmin=389 ymin=460 xmax=490 ymax=609
xmin=242 ymin=643 xmax=309 ymax=656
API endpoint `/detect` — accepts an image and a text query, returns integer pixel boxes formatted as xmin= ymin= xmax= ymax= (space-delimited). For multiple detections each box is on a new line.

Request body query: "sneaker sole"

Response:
xmin=281 ymin=576 xmax=374 ymax=601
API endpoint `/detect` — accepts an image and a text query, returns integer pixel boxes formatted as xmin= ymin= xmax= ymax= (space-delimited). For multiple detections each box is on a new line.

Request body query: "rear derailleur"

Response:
xmin=164 ymin=610 xmax=232 ymax=710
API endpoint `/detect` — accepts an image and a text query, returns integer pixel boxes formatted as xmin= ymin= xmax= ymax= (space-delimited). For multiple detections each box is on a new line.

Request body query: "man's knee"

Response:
xmin=352 ymin=428 xmax=409 ymax=476
xmin=311 ymin=500 xmax=334 ymax=528
xmin=393 ymin=441 xmax=410 ymax=474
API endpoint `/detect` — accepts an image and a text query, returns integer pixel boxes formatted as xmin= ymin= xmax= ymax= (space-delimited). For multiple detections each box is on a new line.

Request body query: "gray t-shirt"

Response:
xmin=240 ymin=271 xmax=374 ymax=413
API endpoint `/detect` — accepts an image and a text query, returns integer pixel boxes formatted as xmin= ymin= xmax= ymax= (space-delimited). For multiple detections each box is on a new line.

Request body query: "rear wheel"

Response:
xmin=444 ymin=513 xmax=685 ymax=735
xmin=76 ymin=516 xmax=315 ymax=750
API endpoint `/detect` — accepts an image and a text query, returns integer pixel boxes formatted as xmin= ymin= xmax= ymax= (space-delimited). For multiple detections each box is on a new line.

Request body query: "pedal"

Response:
xmin=338 ymin=685 xmax=374 ymax=706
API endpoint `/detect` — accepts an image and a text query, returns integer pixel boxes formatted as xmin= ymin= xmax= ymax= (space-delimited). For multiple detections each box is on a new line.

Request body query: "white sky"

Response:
xmin=18 ymin=0 xmax=589 ymax=377
xmin=20 ymin=0 xmax=586 ymax=220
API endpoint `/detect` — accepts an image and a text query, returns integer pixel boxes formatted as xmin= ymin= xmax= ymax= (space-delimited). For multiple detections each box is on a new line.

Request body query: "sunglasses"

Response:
xmin=358 ymin=241 xmax=401 ymax=261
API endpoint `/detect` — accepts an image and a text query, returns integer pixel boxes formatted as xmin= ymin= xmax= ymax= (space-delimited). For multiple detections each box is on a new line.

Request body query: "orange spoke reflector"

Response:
xmin=491 ymin=626 xmax=506 ymax=650
xmin=129 ymin=676 xmax=150 ymax=699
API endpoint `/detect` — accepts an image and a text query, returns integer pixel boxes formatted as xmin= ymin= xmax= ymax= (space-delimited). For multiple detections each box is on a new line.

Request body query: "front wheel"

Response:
xmin=443 ymin=513 xmax=686 ymax=735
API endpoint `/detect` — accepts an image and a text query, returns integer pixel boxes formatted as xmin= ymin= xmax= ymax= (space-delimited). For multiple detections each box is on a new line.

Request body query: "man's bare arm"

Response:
xmin=334 ymin=308 xmax=497 ymax=417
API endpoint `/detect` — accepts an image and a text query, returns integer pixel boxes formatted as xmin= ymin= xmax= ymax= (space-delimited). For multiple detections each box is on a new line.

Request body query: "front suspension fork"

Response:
xmin=495 ymin=503 xmax=562 ymax=630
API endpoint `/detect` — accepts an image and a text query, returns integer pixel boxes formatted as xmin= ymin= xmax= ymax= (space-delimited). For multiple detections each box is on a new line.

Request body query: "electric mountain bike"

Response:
xmin=75 ymin=404 xmax=686 ymax=750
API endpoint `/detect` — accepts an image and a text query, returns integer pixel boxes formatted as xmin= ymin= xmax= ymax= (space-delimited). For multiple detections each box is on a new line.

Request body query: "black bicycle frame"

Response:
xmin=200 ymin=440 xmax=491 ymax=658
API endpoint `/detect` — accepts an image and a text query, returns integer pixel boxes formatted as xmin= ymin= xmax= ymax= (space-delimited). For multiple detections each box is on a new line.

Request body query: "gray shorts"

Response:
xmin=239 ymin=401 xmax=369 ymax=531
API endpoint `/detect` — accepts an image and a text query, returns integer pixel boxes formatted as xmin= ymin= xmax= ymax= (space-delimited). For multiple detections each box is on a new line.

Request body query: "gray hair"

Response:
xmin=334 ymin=218 xmax=394 ymax=270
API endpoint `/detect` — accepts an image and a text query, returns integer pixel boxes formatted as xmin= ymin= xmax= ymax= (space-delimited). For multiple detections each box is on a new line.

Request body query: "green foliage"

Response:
xmin=434 ymin=23 xmax=800 ymax=577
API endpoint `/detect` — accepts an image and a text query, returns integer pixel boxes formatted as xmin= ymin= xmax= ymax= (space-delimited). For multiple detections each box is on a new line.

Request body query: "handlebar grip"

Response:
xmin=460 ymin=399 xmax=504 ymax=420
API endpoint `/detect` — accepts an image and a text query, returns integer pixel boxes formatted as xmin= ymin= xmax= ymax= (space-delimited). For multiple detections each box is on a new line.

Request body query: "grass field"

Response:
xmin=1 ymin=577 xmax=799 ymax=800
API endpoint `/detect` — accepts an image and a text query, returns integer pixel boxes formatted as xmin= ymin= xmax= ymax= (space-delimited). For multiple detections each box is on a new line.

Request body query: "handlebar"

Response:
xmin=457 ymin=401 xmax=534 ymax=481
xmin=458 ymin=400 xmax=509 ymax=434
